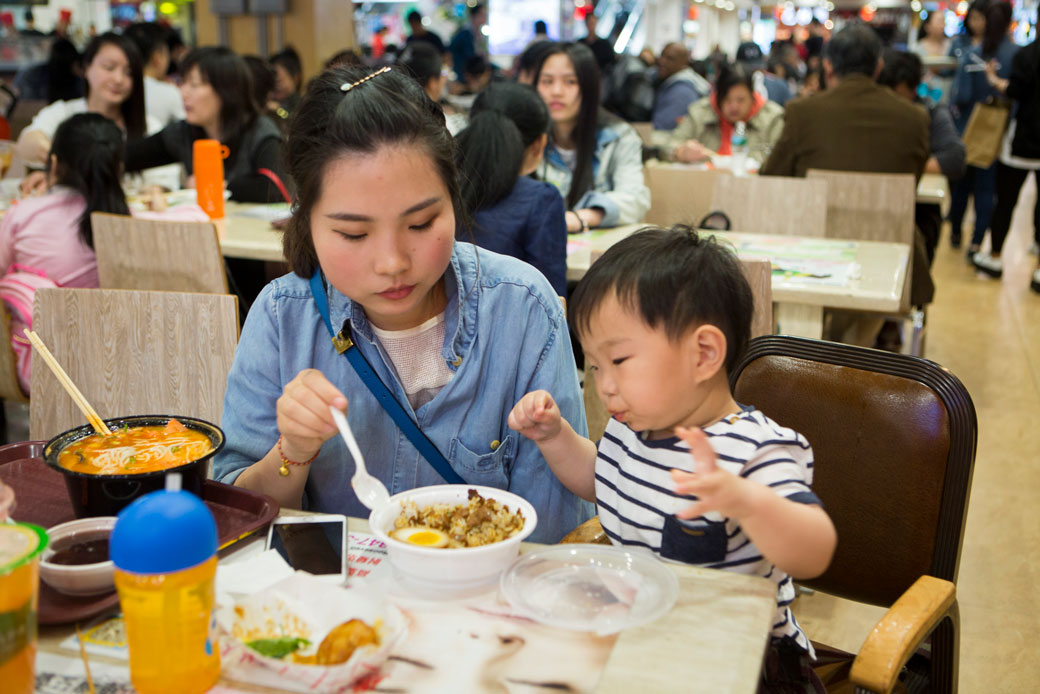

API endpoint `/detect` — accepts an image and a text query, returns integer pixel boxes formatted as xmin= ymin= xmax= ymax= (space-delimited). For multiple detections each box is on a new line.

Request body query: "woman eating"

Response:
xmin=533 ymin=42 xmax=649 ymax=233
xmin=124 ymin=47 xmax=286 ymax=203
xmin=661 ymin=64 xmax=785 ymax=166
xmin=16 ymin=32 xmax=176 ymax=194
xmin=212 ymin=66 xmax=592 ymax=543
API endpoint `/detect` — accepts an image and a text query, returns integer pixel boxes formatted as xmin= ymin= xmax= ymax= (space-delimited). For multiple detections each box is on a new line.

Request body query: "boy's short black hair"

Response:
xmin=569 ymin=226 xmax=754 ymax=373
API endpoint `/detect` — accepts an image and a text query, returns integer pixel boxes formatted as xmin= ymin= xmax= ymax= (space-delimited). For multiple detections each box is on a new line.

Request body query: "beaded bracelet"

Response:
xmin=277 ymin=436 xmax=319 ymax=476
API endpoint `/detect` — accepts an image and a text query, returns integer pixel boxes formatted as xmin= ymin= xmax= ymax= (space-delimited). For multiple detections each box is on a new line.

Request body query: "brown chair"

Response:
xmin=643 ymin=166 xmax=725 ymax=228
xmin=580 ymin=258 xmax=773 ymax=445
xmin=730 ymin=335 xmax=976 ymax=694
xmin=710 ymin=176 xmax=829 ymax=237
xmin=29 ymin=289 xmax=240 ymax=440
xmin=92 ymin=213 xmax=229 ymax=294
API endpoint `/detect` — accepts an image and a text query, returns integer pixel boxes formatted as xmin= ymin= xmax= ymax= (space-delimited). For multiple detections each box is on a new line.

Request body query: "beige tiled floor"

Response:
xmin=794 ymin=175 xmax=1040 ymax=690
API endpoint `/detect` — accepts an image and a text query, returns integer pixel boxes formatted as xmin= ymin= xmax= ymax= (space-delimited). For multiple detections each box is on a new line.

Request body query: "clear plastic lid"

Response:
xmin=500 ymin=544 xmax=679 ymax=635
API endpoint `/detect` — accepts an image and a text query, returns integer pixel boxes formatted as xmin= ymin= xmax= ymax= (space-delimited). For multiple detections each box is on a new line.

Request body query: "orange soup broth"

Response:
xmin=57 ymin=421 xmax=213 ymax=475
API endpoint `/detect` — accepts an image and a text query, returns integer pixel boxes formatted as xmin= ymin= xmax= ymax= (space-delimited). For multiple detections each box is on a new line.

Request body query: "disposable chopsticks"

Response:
xmin=23 ymin=329 xmax=111 ymax=436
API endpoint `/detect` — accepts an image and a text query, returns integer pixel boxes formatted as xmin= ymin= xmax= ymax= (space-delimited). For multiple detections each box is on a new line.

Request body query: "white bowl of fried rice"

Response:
xmin=368 ymin=485 xmax=538 ymax=593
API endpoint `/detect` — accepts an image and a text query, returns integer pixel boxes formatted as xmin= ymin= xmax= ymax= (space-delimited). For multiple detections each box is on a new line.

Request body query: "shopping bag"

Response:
xmin=962 ymin=101 xmax=1010 ymax=168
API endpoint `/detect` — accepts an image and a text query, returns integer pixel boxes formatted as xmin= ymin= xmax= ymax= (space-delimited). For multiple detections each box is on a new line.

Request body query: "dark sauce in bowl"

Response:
xmin=48 ymin=533 xmax=111 ymax=566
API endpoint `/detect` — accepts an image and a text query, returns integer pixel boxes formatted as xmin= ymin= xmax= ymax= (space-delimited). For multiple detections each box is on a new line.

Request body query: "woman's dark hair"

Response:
xmin=242 ymin=55 xmax=275 ymax=106
xmin=714 ymin=63 xmax=753 ymax=102
xmin=46 ymin=38 xmax=82 ymax=103
xmin=981 ymin=1 xmax=1012 ymax=56
xmin=180 ymin=47 xmax=259 ymax=151
xmin=270 ymin=46 xmax=303 ymax=92
xmin=283 ymin=66 xmax=463 ymax=277
xmin=515 ymin=40 xmax=555 ymax=79
xmin=82 ymin=33 xmax=146 ymax=141
xmin=963 ymin=0 xmax=990 ymax=37
xmin=325 ymin=49 xmax=363 ymax=70
xmin=533 ymin=42 xmax=605 ymax=209
xmin=878 ymin=49 xmax=923 ymax=92
xmin=48 ymin=113 xmax=130 ymax=249
xmin=124 ymin=22 xmax=169 ymax=65
xmin=569 ymin=226 xmax=753 ymax=373
xmin=456 ymin=82 xmax=549 ymax=212
xmin=397 ymin=42 xmax=443 ymax=91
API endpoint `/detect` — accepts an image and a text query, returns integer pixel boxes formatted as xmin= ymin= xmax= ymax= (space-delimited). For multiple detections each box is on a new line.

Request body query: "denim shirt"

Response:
xmin=213 ymin=242 xmax=593 ymax=543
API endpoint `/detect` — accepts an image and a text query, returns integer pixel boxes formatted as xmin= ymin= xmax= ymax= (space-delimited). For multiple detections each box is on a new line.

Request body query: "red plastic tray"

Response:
xmin=0 ymin=441 xmax=279 ymax=625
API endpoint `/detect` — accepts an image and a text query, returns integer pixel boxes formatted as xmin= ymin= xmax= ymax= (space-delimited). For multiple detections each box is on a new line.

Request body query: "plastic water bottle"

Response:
xmin=111 ymin=475 xmax=220 ymax=694
xmin=731 ymin=121 xmax=749 ymax=176
xmin=193 ymin=139 xmax=229 ymax=220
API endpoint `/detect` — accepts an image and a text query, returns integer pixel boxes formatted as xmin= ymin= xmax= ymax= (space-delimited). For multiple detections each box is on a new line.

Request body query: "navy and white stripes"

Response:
xmin=594 ymin=408 xmax=819 ymax=654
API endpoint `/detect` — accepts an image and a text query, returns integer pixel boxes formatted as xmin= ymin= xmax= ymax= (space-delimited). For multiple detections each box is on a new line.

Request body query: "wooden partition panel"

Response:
xmin=30 ymin=289 xmax=239 ymax=440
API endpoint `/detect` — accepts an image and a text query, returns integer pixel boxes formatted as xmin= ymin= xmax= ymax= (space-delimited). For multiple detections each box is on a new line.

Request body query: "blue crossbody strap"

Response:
xmin=309 ymin=272 xmax=465 ymax=485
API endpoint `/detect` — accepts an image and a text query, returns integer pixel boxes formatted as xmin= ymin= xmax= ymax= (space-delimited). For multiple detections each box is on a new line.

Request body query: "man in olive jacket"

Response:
xmin=762 ymin=25 xmax=930 ymax=178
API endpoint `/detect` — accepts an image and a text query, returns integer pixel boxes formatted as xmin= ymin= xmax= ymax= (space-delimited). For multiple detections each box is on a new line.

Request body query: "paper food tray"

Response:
xmin=216 ymin=573 xmax=406 ymax=693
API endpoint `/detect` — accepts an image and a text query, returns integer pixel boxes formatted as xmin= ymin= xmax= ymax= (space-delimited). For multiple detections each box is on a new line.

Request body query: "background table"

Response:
xmin=216 ymin=202 xmax=288 ymax=262
xmin=36 ymin=515 xmax=777 ymax=694
xmin=568 ymin=226 xmax=910 ymax=339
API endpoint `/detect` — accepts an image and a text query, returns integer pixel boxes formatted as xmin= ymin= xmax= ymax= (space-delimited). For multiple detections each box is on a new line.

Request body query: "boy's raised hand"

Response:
xmin=508 ymin=390 xmax=563 ymax=442
xmin=671 ymin=426 xmax=762 ymax=521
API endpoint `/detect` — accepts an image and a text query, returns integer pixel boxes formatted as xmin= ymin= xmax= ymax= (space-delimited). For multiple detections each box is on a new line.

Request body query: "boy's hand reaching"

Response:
xmin=671 ymin=426 xmax=763 ymax=521
xmin=508 ymin=390 xmax=563 ymax=443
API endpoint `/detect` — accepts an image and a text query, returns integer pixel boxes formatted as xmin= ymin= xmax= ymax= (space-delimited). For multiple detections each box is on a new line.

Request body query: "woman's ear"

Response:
xmin=685 ymin=324 xmax=728 ymax=383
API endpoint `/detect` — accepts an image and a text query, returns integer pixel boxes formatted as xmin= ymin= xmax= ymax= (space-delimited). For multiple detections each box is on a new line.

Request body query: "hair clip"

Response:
xmin=341 ymin=66 xmax=391 ymax=92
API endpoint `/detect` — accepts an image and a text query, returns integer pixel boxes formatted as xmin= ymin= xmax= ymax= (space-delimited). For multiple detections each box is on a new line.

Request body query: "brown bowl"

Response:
xmin=42 ymin=415 xmax=225 ymax=518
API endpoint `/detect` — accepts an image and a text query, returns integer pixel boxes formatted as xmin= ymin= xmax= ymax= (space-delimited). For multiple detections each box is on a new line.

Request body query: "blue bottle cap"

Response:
xmin=110 ymin=486 xmax=217 ymax=575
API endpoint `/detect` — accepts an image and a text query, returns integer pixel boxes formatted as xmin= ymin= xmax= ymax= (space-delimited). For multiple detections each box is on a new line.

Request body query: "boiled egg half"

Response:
xmin=392 ymin=526 xmax=450 ymax=548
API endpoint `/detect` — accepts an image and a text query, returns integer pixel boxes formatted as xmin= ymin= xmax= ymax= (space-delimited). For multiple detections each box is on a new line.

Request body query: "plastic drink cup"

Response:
xmin=193 ymin=139 xmax=230 ymax=220
xmin=111 ymin=476 xmax=220 ymax=694
xmin=0 ymin=522 xmax=48 ymax=694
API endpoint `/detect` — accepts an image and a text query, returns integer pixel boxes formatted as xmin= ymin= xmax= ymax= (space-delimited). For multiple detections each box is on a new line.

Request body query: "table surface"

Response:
xmin=36 ymin=516 xmax=778 ymax=694
xmin=217 ymin=202 xmax=289 ymax=263
xmin=568 ymin=226 xmax=911 ymax=313
xmin=916 ymin=173 xmax=950 ymax=208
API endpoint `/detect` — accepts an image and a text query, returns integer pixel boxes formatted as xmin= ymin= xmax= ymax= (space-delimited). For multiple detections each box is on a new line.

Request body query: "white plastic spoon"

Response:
xmin=329 ymin=405 xmax=391 ymax=511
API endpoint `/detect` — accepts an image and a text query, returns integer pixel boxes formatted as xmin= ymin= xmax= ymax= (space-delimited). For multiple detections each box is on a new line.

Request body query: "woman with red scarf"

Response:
xmin=661 ymin=64 xmax=785 ymax=166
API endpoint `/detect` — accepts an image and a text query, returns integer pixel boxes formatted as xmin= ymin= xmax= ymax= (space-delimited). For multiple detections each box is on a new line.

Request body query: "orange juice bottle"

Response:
xmin=193 ymin=139 xmax=230 ymax=220
xmin=0 ymin=522 xmax=48 ymax=694
xmin=111 ymin=476 xmax=220 ymax=694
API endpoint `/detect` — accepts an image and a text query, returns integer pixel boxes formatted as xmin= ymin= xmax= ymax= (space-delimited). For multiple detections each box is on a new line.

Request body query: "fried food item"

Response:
xmin=290 ymin=619 xmax=379 ymax=666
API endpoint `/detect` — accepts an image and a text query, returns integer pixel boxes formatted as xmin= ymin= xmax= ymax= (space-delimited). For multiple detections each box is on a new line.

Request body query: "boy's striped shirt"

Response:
xmin=595 ymin=408 xmax=819 ymax=653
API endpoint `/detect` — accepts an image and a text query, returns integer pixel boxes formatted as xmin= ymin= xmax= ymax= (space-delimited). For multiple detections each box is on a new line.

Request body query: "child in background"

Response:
xmin=455 ymin=82 xmax=567 ymax=296
xmin=509 ymin=227 xmax=836 ymax=691
xmin=0 ymin=113 xmax=208 ymax=395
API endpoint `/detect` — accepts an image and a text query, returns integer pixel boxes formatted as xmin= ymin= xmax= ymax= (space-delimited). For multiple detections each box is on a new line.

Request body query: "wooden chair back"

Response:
xmin=711 ymin=176 xmax=829 ymax=237
xmin=0 ymin=303 xmax=27 ymax=404
xmin=29 ymin=289 xmax=239 ymax=440
xmin=630 ymin=122 xmax=655 ymax=146
xmin=92 ymin=213 xmax=228 ymax=294
xmin=806 ymin=170 xmax=916 ymax=310
xmin=643 ymin=166 xmax=724 ymax=228
xmin=583 ymin=259 xmax=773 ymax=442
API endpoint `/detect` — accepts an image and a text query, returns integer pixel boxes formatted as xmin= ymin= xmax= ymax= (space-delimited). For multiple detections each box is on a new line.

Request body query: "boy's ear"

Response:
xmin=685 ymin=324 xmax=728 ymax=382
